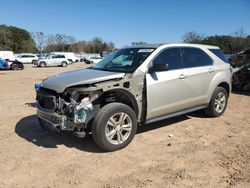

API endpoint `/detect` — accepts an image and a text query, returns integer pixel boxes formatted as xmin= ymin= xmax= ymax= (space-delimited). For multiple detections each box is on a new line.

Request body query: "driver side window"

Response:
xmin=153 ymin=48 xmax=183 ymax=70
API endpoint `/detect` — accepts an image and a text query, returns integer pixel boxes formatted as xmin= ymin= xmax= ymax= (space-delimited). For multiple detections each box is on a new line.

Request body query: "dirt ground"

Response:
xmin=0 ymin=63 xmax=250 ymax=188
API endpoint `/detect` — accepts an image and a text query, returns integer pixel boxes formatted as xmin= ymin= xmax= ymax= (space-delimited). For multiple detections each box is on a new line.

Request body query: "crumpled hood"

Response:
xmin=42 ymin=68 xmax=125 ymax=93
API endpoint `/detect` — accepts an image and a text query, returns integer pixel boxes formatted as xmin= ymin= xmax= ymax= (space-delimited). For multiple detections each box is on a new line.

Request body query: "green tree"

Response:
xmin=0 ymin=25 xmax=37 ymax=53
xmin=182 ymin=29 xmax=250 ymax=54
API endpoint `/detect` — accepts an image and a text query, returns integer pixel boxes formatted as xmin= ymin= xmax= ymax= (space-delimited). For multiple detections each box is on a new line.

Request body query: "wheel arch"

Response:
xmin=208 ymin=80 xmax=231 ymax=102
xmin=217 ymin=82 xmax=230 ymax=96
xmin=99 ymin=89 xmax=139 ymax=118
xmin=39 ymin=61 xmax=46 ymax=66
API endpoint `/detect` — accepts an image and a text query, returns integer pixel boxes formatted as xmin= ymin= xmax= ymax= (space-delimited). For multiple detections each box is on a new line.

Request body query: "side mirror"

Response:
xmin=148 ymin=63 xmax=169 ymax=73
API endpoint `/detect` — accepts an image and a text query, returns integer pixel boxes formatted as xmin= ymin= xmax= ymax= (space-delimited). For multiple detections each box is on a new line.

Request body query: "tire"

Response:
xmin=11 ymin=64 xmax=18 ymax=70
xmin=92 ymin=102 xmax=137 ymax=151
xmin=39 ymin=62 xmax=46 ymax=67
xmin=61 ymin=61 xmax=67 ymax=67
xmin=205 ymin=86 xmax=228 ymax=117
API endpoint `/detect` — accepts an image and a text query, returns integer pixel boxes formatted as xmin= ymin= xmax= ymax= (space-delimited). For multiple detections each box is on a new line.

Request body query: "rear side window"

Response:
xmin=153 ymin=48 xmax=183 ymax=70
xmin=53 ymin=55 xmax=65 ymax=58
xmin=52 ymin=55 xmax=57 ymax=59
xmin=182 ymin=47 xmax=213 ymax=68
xmin=209 ymin=49 xmax=227 ymax=63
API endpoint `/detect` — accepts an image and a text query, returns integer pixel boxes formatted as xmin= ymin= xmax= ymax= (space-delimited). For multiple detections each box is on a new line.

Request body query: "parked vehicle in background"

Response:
xmin=36 ymin=54 xmax=69 ymax=67
xmin=36 ymin=54 xmax=46 ymax=58
xmin=51 ymin=52 xmax=80 ymax=63
xmin=32 ymin=54 xmax=47 ymax=65
xmin=229 ymin=48 xmax=250 ymax=68
xmin=36 ymin=43 xmax=232 ymax=151
xmin=15 ymin=53 xmax=38 ymax=64
xmin=0 ymin=51 xmax=15 ymax=61
xmin=230 ymin=48 xmax=250 ymax=91
xmin=83 ymin=56 xmax=103 ymax=64
xmin=0 ymin=58 xmax=24 ymax=70
xmin=100 ymin=51 xmax=111 ymax=58
xmin=232 ymin=63 xmax=250 ymax=91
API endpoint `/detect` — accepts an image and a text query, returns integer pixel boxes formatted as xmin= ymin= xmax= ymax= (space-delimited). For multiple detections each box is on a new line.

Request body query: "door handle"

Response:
xmin=179 ymin=74 xmax=187 ymax=79
xmin=208 ymin=68 xmax=214 ymax=73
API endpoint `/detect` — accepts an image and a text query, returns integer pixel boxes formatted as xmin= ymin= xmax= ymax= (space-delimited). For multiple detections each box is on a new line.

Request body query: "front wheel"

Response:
xmin=205 ymin=86 xmax=228 ymax=117
xmin=39 ymin=62 xmax=46 ymax=67
xmin=92 ymin=103 xmax=137 ymax=151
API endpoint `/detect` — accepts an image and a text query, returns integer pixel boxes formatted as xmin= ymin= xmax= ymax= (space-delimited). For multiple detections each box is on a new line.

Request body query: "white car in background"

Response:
xmin=36 ymin=54 xmax=69 ymax=67
xmin=51 ymin=52 xmax=80 ymax=63
xmin=15 ymin=53 xmax=38 ymax=63
xmin=84 ymin=56 xmax=103 ymax=64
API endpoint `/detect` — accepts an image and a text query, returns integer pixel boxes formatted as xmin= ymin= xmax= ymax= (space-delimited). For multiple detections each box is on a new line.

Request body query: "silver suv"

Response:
xmin=37 ymin=54 xmax=69 ymax=67
xmin=36 ymin=43 xmax=232 ymax=151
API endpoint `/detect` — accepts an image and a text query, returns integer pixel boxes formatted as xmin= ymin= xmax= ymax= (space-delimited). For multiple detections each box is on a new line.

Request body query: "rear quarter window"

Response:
xmin=209 ymin=49 xmax=228 ymax=63
xmin=182 ymin=47 xmax=213 ymax=68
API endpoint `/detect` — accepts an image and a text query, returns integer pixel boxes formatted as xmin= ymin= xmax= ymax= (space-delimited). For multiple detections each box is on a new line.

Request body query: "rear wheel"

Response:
xmin=92 ymin=103 xmax=137 ymax=151
xmin=11 ymin=64 xmax=18 ymax=70
xmin=205 ymin=86 xmax=228 ymax=117
xmin=61 ymin=61 xmax=67 ymax=67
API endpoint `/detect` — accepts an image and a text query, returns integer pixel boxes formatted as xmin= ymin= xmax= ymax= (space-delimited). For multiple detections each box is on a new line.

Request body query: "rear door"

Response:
xmin=29 ymin=55 xmax=36 ymax=63
xmin=50 ymin=55 xmax=58 ymax=65
xmin=146 ymin=47 xmax=191 ymax=120
xmin=58 ymin=55 xmax=66 ymax=65
xmin=181 ymin=47 xmax=214 ymax=106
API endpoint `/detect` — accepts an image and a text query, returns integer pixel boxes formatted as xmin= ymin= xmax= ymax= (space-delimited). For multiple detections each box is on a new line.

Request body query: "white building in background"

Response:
xmin=0 ymin=51 xmax=15 ymax=60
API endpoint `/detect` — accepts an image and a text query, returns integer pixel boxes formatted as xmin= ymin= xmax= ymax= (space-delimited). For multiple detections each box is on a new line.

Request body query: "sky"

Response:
xmin=0 ymin=0 xmax=250 ymax=47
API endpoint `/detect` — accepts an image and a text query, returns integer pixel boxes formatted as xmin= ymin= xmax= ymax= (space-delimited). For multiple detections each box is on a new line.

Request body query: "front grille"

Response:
xmin=37 ymin=92 xmax=57 ymax=110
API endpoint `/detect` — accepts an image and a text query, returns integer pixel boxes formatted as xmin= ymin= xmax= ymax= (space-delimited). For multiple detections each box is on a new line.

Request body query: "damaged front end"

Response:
xmin=36 ymin=86 xmax=102 ymax=137
xmin=36 ymin=70 xmax=146 ymax=138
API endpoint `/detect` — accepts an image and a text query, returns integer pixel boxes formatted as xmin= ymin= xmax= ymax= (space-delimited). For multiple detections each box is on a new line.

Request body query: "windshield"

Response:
xmin=91 ymin=48 xmax=155 ymax=73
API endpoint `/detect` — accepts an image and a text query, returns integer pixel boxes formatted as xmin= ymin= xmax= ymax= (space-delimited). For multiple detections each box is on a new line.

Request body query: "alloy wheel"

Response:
xmin=214 ymin=92 xmax=226 ymax=113
xmin=105 ymin=112 xmax=132 ymax=145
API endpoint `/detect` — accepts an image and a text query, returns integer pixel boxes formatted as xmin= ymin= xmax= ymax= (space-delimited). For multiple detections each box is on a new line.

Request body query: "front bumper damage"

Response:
xmin=37 ymin=101 xmax=97 ymax=137
xmin=37 ymin=103 xmax=67 ymax=132
xmin=36 ymin=88 xmax=100 ymax=137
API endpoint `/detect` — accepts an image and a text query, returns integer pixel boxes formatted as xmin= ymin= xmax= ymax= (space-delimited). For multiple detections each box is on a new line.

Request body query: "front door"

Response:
xmin=146 ymin=47 xmax=192 ymax=120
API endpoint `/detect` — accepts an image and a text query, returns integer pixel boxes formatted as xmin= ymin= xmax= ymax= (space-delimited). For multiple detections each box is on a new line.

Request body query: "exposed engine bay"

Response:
xmin=36 ymin=72 xmax=145 ymax=137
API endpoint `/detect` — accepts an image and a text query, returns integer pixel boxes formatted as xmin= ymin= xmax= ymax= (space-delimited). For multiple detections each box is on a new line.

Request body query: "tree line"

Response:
xmin=32 ymin=32 xmax=115 ymax=54
xmin=0 ymin=25 xmax=37 ymax=53
xmin=0 ymin=25 xmax=115 ymax=54
xmin=182 ymin=28 xmax=250 ymax=54
xmin=132 ymin=28 xmax=250 ymax=54
xmin=1 ymin=24 xmax=249 ymax=54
